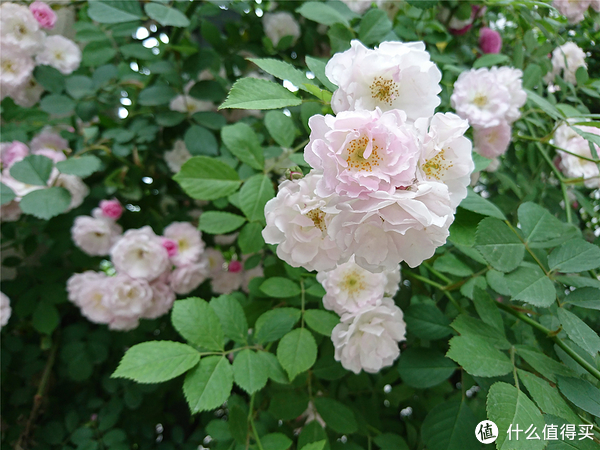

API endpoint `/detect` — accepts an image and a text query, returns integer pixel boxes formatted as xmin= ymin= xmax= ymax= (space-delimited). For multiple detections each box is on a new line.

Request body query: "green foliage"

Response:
xmin=220 ymin=78 xmax=302 ymax=110
xmin=172 ymin=298 xmax=224 ymax=351
xmin=174 ymin=156 xmax=241 ymax=200
xmin=10 ymin=155 xmax=54 ymax=186
xmin=277 ymin=328 xmax=318 ymax=380
xmin=183 ymin=356 xmax=233 ymax=413
xmin=19 ymin=187 xmax=71 ymax=219
xmin=421 ymin=401 xmax=479 ymax=450
xmin=56 ymin=155 xmax=102 ymax=177
xmin=144 ymin=3 xmax=190 ymax=27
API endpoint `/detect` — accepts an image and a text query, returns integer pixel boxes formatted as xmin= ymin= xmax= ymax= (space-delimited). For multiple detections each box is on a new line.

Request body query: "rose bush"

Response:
xmin=1 ymin=1 xmax=600 ymax=450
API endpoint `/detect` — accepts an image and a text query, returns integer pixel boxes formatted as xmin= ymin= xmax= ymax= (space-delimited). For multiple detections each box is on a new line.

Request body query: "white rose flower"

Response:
xmin=55 ymin=174 xmax=89 ymax=211
xmin=163 ymin=221 xmax=205 ymax=267
xmin=331 ymin=181 xmax=454 ymax=271
xmin=67 ymin=271 xmax=104 ymax=305
xmin=553 ymin=0 xmax=592 ymax=24
xmin=0 ymin=42 xmax=35 ymax=94
xmin=164 ymin=140 xmax=192 ymax=173
xmin=414 ymin=112 xmax=474 ymax=208
xmin=205 ymin=247 xmax=226 ymax=277
xmin=105 ymin=274 xmax=154 ymax=319
xmin=317 ymin=258 xmax=387 ymax=315
xmin=170 ymin=261 xmax=210 ymax=295
xmin=141 ymin=281 xmax=176 ymax=319
xmin=383 ymin=264 xmax=402 ymax=297
xmin=71 ymin=215 xmax=122 ymax=256
xmin=473 ymin=121 xmax=512 ymax=159
xmin=332 ymin=298 xmax=406 ymax=374
xmin=169 ymin=94 xmax=213 ymax=114
xmin=548 ymin=42 xmax=587 ymax=85
xmin=79 ymin=277 xmax=114 ymax=324
xmin=109 ymin=316 xmax=140 ymax=331
xmin=1 ymin=200 xmax=22 ymax=222
xmin=555 ymin=123 xmax=600 ymax=188
xmin=325 ymin=40 xmax=442 ymax=121
xmin=30 ymin=130 xmax=69 ymax=152
xmin=35 ymin=35 xmax=82 ymax=75
xmin=11 ymin=76 xmax=44 ymax=108
xmin=341 ymin=0 xmax=371 ymax=14
xmin=492 ymin=67 xmax=527 ymax=124
xmin=110 ymin=226 xmax=170 ymax=280
xmin=262 ymin=12 xmax=301 ymax=47
xmin=1 ymin=292 xmax=11 ymax=328
xmin=262 ymin=172 xmax=342 ymax=272
xmin=0 ymin=3 xmax=44 ymax=54
xmin=451 ymin=68 xmax=512 ymax=128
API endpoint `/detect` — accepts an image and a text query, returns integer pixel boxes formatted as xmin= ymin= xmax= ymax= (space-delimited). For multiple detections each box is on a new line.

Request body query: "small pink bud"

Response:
xmin=479 ymin=27 xmax=502 ymax=54
xmin=1 ymin=141 xmax=29 ymax=168
xmin=228 ymin=260 xmax=243 ymax=273
xmin=161 ymin=238 xmax=178 ymax=257
xmin=29 ymin=2 xmax=57 ymax=29
xmin=90 ymin=414 xmax=98 ymax=422
xmin=99 ymin=199 xmax=123 ymax=220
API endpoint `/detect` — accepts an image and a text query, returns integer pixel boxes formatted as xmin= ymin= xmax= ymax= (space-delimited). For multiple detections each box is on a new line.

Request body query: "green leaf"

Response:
xmin=359 ymin=9 xmax=392 ymax=46
xmin=184 ymin=125 xmax=218 ymax=156
xmin=0 ymin=183 xmax=16 ymax=206
xmin=397 ymin=348 xmax=457 ymax=389
xmin=87 ymin=1 xmax=142 ymax=23
xmin=421 ymin=400 xmax=479 ymax=450
xmin=254 ymin=308 xmax=301 ymax=344
xmin=257 ymin=352 xmax=289 ymax=384
xmin=20 ymin=187 xmax=71 ymax=220
xmin=228 ymin=405 xmax=247 ymax=445
xmin=505 ymin=265 xmax=555 ymax=307
xmin=138 ymin=85 xmax=176 ymax=106
xmin=474 ymin=217 xmax=524 ymax=272
xmin=313 ymin=398 xmax=358 ymax=436
xmin=221 ymin=123 xmax=264 ymax=170
xmin=305 ymin=56 xmax=337 ymax=92
xmin=183 ymin=356 xmax=233 ymax=413
xmin=450 ymin=315 xmax=511 ymax=349
xmin=328 ymin=24 xmax=353 ymax=53
xmin=239 ymin=174 xmax=274 ymax=223
xmin=248 ymin=58 xmax=317 ymax=94
xmin=56 ymin=155 xmax=102 ymax=178
xmin=557 ymin=376 xmax=600 ymax=417
xmin=10 ymin=155 xmax=54 ymax=186
xmin=238 ymin=222 xmax=265 ymax=254
xmin=174 ymin=156 xmax=241 ymax=201
xmin=486 ymin=269 xmax=512 ymax=296
xmin=459 ymin=189 xmax=507 ymax=220
xmin=145 ymin=3 xmax=190 ymax=27
xmin=296 ymin=2 xmax=351 ymax=26
xmin=39 ymin=94 xmax=75 ymax=115
xmin=219 ymin=78 xmax=302 ymax=110
xmin=66 ymin=75 xmax=95 ymax=99
xmin=199 ymin=211 xmax=246 ymax=234
xmin=473 ymin=287 xmax=505 ymax=333
xmin=515 ymin=346 xmax=576 ymax=383
xmin=112 ymin=341 xmax=200 ymax=383
xmin=34 ymin=65 xmax=64 ymax=93
xmin=525 ymin=89 xmax=563 ymax=120
xmin=261 ymin=433 xmax=293 ymax=450
xmin=563 ymin=288 xmax=600 ymax=310
xmin=300 ymin=441 xmax=326 ymax=450
xmin=557 ymin=308 xmax=600 ymax=356
xmin=277 ymin=328 xmax=318 ymax=380
xmin=120 ymin=43 xmax=155 ymax=61
xmin=373 ymin=433 xmax=409 ymax=450
xmin=404 ymin=303 xmax=452 ymax=340
xmin=32 ymin=301 xmax=60 ymax=334
xmin=473 ymin=54 xmax=511 ymax=69
xmin=517 ymin=370 xmax=579 ymax=423
xmin=518 ymin=202 xmax=580 ymax=248
xmin=304 ymin=310 xmax=339 ymax=336
xmin=549 ymin=239 xmax=600 ymax=273
xmin=487 ymin=382 xmax=546 ymax=450
xmin=446 ymin=336 xmax=512 ymax=377
xmin=171 ymin=298 xmax=224 ymax=351
xmin=210 ymin=295 xmax=248 ymax=344
xmin=260 ymin=277 xmax=301 ymax=298
xmin=432 ymin=253 xmax=473 ymax=277
xmin=232 ymin=349 xmax=268 ymax=394
xmin=82 ymin=41 xmax=116 ymax=67
xmin=265 ymin=111 xmax=296 ymax=148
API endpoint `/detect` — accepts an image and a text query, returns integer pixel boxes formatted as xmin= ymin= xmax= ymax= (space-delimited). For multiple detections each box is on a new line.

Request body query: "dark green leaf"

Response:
xmin=314 ymin=397 xmax=358 ymax=434
xmin=56 ymin=155 xmax=102 ymax=178
xmin=397 ymin=348 xmax=456 ymax=389
xmin=474 ymin=217 xmax=524 ymax=272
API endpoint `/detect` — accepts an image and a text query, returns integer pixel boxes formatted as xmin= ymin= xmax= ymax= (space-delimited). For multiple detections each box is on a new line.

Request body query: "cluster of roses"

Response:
xmin=263 ymin=40 xmax=475 ymax=373
xmin=0 ymin=130 xmax=89 ymax=221
xmin=67 ymin=200 xmax=209 ymax=331
xmin=553 ymin=0 xmax=600 ymax=24
xmin=0 ymin=2 xmax=81 ymax=107
xmin=451 ymin=66 xmax=527 ymax=163
xmin=554 ymin=123 xmax=600 ymax=189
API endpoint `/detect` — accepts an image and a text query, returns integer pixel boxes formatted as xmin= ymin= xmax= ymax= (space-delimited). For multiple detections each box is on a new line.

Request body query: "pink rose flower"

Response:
xmin=1 ymin=141 xmax=29 ymax=168
xmin=162 ymin=238 xmax=178 ymax=257
xmin=99 ymin=199 xmax=123 ymax=220
xmin=479 ymin=27 xmax=502 ymax=54
xmin=228 ymin=260 xmax=243 ymax=273
xmin=29 ymin=1 xmax=56 ymax=29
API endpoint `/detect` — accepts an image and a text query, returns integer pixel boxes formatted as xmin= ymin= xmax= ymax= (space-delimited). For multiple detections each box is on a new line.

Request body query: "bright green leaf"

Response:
xmin=210 ymin=295 xmax=248 ymax=344
xmin=557 ymin=308 xmax=600 ymax=357
xmin=260 ymin=277 xmax=301 ymax=298
xmin=239 ymin=174 xmax=274 ymax=223
xmin=183 ymin=356 xmax=233 ymax=413
xmin=174 ymin=156 xmax=241 ymax=201
xmin=254 ymin=308 xmax=301 ymax=344
xmin=232 ymin=349 xmax=268 ymax=394
xmin=56 ymin=155 xmax=102 ymax=178
xmin=19 ymin=187 xmax=71 ymax=220
xmin=171 ymin=298 xmax=224 ymax=351
xmin=446 ymin=336 xmax=512 ymax=377
xmin=199 ymin=211 xmax=246 ymax=234
xmin=474 ymin=217 xmax=524 ymax=272
xmin=145 ymin=3 xmax=190 ymax=27
xmin=277 ymin=328 xmax=317 ymax=380
xmin=549 ymin=239 xmax=600 ymax=273
xmin=220 ymin=78 xmax=302 ymax=110
xmin=304 ymin=310 xmax=339 ymax=336
xmin=10 ymin=155 xmax=54 ymax=186
xmin=506 ymin=265 xmax=555 ymax=307
xmin=221 ymin=123 xmax=264 ymax=170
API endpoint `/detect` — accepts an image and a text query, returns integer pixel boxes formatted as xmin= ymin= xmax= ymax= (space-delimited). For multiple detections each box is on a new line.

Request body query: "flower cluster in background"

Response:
xmin=68 ymin=201 xmax=209 ymax=330
xmin=545 ymin=42 xmax=587 ymax=86
xmin=0 ymin=129 xmax=89 ymax=221
xmin=0 ymin=1 xmax=81 ymax=107
xmin=263 ymin=40 xmax=475 ymax=373
xmin=0 ymin=292 xmax=11 ymax=329
xmin=451 ymin=66 xmax=526 ymax=162
xmin=554 ymin=123 xmax=600 ymax=188
xmin=552 ymin=0 xmax=600 ymax=24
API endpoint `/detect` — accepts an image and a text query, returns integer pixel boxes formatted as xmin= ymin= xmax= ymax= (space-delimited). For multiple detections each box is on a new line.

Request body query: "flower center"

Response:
xmin=370 ymin=76 xmax=399 ymax=105
xmin=177 ymin=239 xmax=189 ymax=251
xmin=341 ymin=270 xmax=365 ymax=294
xmin=473 ymin=93 xmax=488 ymax=107
xmin=306 ymin=208 xmax=326 ymax=232
xmin=2 ymin=60 xmax=14 ymax=73
xmin=54 ymin=51 xmax=64 ymax=61
xmin=422 ymin=148 xmax=453 ymax=180
xmin=346 ymin=135 xmax=382 ymax=172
